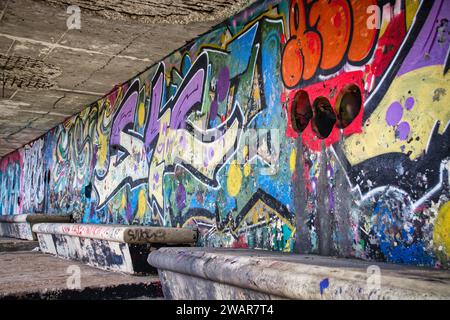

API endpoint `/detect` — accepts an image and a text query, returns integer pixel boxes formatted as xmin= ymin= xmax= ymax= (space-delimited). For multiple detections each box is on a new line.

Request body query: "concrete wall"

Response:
xmin=1 ymin=0 xmax=449 ymax=268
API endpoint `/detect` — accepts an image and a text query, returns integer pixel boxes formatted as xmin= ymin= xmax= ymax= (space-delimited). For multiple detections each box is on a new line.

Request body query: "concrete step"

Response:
xmin=0 ymin=237 xmax=39 ymax=252
xmin=0 ymin=251 xmax=163 ymax=300
xmin=148 ymin=247 xmax=450 ymax=300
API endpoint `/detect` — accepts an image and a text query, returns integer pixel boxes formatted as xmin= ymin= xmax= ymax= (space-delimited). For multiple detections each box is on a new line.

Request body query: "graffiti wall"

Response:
xmin=0 ymin=0 xmax=449 ymax=268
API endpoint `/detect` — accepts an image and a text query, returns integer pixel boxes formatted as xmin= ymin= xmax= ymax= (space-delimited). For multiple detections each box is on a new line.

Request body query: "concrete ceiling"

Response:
xmin=0 ymin=0 xmax=255 ymax=157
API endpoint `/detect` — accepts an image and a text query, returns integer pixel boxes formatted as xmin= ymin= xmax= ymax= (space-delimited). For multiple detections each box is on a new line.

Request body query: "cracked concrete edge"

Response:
xmin=72 ymin=28 xmax=150 ymax=90
xmin=2 ymin=94 xmax=66 ymax=142
xmin=1 ymin=31 xmax=131 ymax=149
xmin=0 ymin=33 xmax=153 ymax=63
xmin=40 ymin=0 xmax=258 ymax=25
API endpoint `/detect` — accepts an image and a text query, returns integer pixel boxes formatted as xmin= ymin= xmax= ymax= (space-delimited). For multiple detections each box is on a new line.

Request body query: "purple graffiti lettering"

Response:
xmin=144 ymin=70 xmax=164 ymax=148
xmin=170 ymin=69 xmax=205 ymax=130
xmin=110 ymin=89 xmax=138 ymax=146
xmin=217 ymin=67 xmax=230 ymax=102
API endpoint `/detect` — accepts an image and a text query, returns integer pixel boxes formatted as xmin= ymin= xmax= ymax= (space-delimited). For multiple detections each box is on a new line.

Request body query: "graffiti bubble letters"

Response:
xmin=282 ymin=0 xmax=378 ymax=88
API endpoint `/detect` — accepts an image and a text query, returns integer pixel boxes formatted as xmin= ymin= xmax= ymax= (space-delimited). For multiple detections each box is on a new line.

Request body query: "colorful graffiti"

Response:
xmin=49 ymin=105 xmax=98 ymax=220
xmin=0 ymin=151 xmax=21 ymax=215
xmin=21 ymin=138 xmax=46 ymax=213
xmin=281 ymin=0 xmax=379 ymax=87
xmin=0 ymin=0 xmax=449 ymax=268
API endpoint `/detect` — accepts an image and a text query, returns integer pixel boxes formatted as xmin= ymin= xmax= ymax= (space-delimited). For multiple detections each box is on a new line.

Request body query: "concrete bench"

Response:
xmin=33 ymin=223 xmax=197 ymax=275
xmin=148 ymin=247 xmax=450 ymax=300
xmin=0 ymin=214 xmax=71 ymax=241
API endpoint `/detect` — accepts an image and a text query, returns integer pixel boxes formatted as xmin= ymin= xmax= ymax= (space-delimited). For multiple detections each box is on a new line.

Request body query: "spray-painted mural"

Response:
xmin=0 ymin=0 xmax=449 ymax=268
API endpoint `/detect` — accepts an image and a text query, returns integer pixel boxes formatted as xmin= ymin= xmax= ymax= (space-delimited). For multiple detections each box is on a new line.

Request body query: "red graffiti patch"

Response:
xmin=286 ymin=71 xmax=364 ymax=151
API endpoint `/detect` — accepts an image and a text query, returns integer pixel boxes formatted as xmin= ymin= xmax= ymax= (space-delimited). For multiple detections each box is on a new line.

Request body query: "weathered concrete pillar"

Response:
xmin=317 ymin=141 xmax=333 ymax=256
xmin=333 ymin=137 xmax=353 ymax=257
xmin=293 ymin=138 xmax=311 ymax=254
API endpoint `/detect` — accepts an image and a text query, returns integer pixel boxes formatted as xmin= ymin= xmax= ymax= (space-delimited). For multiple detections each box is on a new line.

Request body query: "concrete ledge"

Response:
xmin=34 ymin=223 xmax=197 ymax=275
xmin=0 ymin=214 xmax=71 ymax=240
xmin=148 ymin=247 xmax=450 ymax=300
xmin=32 ymin=223 xmax=197 ymax=244
xmin=0 ymin=214 xmax=71 ymax=223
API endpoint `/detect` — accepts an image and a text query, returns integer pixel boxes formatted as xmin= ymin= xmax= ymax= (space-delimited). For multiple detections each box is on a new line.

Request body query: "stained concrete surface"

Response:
xmin=0 ymin=0 xmax=255 ymax=156
xmin=0 ymin=237 xmax=39 ymax=252
xmin=149 ymin=248 xmax=450 ymax=299
xmin=0 ymin=251 xmax=162 ymax=299
xmin=43 ymin=0 xmax=255 ymax=25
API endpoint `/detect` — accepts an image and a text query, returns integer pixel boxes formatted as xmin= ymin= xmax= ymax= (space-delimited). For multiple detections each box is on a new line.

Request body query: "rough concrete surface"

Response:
xmin=0 ymin=237 xmax=39 ymax=252
xmin=43 ymin=0 xmax=256 ymax=24
xmin=0 ymin=251 xmax=163 ymax=299
xmin=0 ymin=0 xmax=255 ymax=156
xmin=149 ymin=248 xmax=450 ymax=300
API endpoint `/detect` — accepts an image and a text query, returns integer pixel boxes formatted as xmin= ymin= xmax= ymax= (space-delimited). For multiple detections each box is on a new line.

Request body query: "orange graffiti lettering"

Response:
xmin=282 ymin=0 xmax=378 ymax=88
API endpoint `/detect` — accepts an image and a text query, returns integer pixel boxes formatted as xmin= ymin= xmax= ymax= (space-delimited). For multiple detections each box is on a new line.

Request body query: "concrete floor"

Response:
xmin=0 ymin=251 xmax=162 ymax=299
